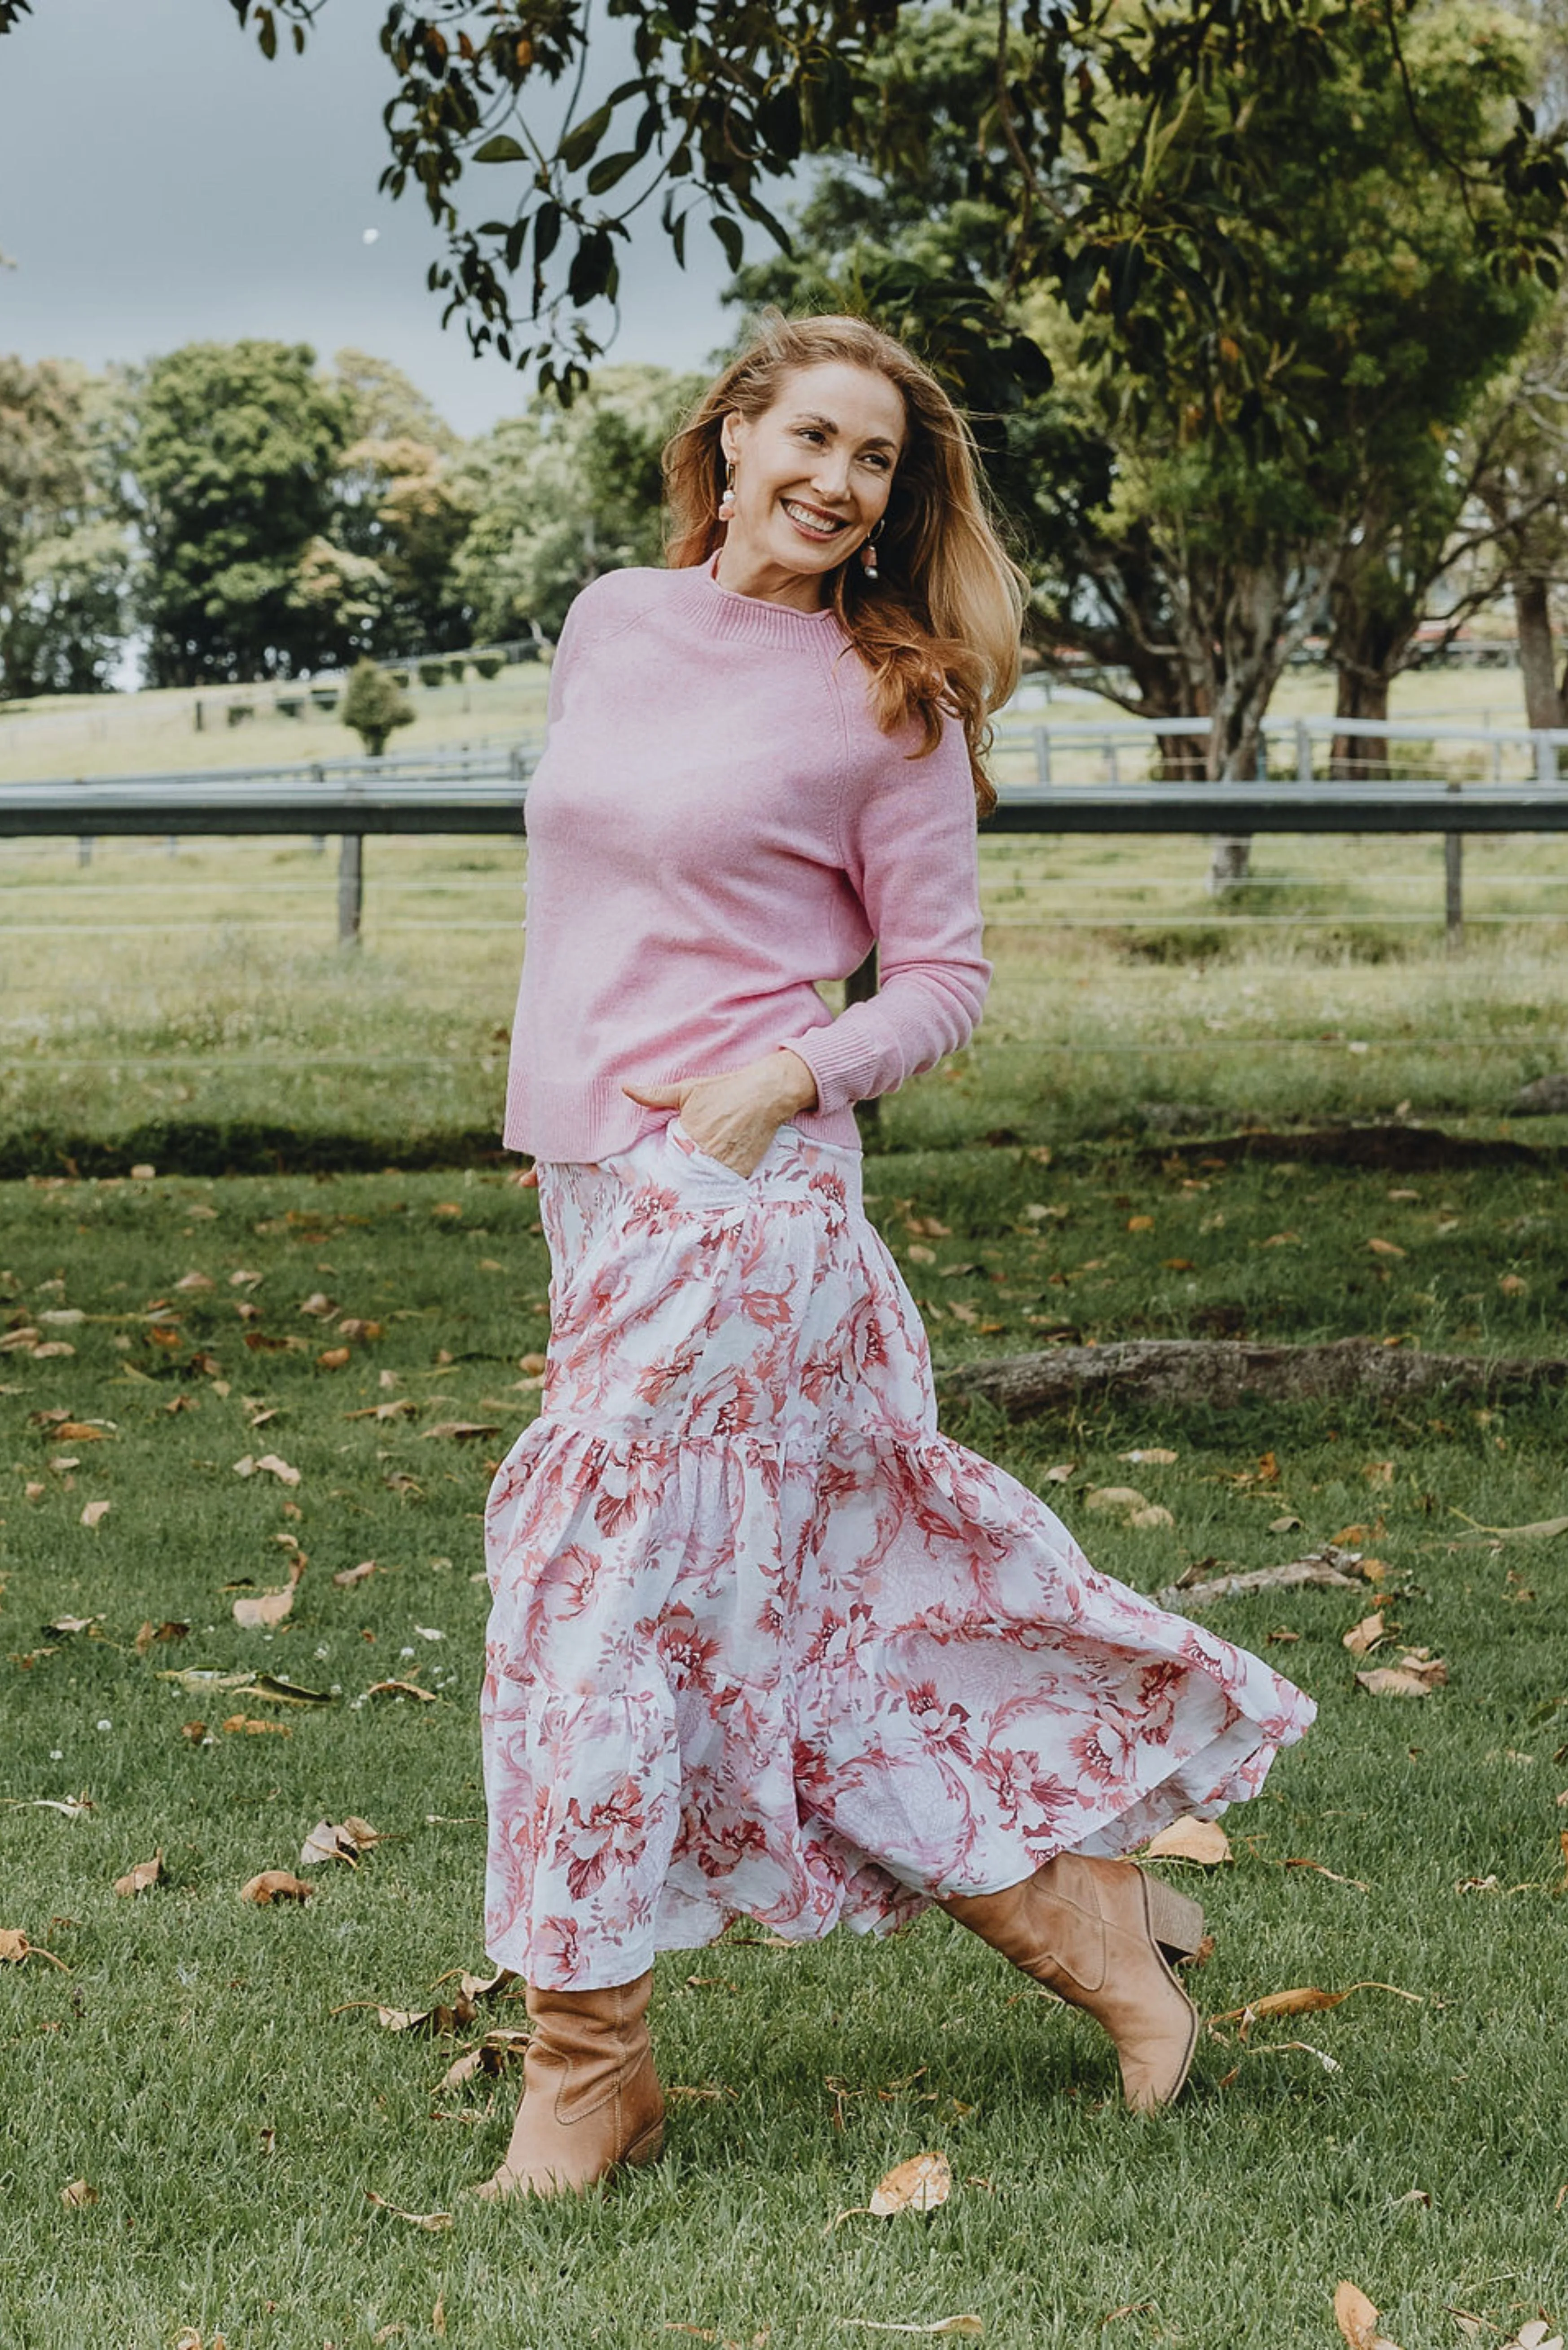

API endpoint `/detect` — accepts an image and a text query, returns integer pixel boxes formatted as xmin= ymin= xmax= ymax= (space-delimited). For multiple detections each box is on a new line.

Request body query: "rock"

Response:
xmin=1510 ymin=1073 xmax=1568 ymax=1116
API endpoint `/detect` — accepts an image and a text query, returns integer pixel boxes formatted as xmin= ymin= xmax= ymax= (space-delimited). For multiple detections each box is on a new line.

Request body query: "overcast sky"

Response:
xmin=0 ymin=0 xmax=750 ymax=435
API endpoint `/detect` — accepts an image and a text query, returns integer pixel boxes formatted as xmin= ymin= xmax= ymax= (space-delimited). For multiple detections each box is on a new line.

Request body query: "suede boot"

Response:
xmin=475 ymin=1970 xmax=664 ymax=2199
xmin=943 ymin=1854 xmax=1204 ymax=2112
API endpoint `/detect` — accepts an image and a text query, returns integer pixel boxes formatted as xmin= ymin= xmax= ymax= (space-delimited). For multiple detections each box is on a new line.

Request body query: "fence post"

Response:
xmin=77 ymin=835 xmax=93 ymax=868
xmin=1535 ymin=730 xmax=1554 ymax=785
xmin=1444 ymin=781 xmax=1463 ymax=957
xmin=846 ymin=944 xmax=880 ymax=1134
xmin=338 ymin=831 xmax=363 ymax=946
xmin=1033 ymin=726 xmax=1051 ymax=786
xmin=1295 ymin=720 xmax=1312 ymax=784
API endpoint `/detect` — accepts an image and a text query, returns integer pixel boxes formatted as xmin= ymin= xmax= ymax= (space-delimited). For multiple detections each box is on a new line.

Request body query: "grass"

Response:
xmin=3 ymin=1152 xmax=1568 ymax=2347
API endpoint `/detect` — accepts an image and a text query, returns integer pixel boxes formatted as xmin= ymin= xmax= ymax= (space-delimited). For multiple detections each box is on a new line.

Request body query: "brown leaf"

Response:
xmin=1215 ymin=1981 xmax=1421 ymax=2036
xmin=1342 ymin=1612 xmax=1387 ymax=1661
xmin=113 ymin=1852 xmax=163 ymax=1898
xmin=79 ymin=1500 xmax=111 ymax=1529
xmin=45 ymin=1614 xmax=101 ymax=1636
xmin=233 ymin=1585 xmax=296 ymax=1631
xmin=298 ymin=1291 xmax=336 ymax=1318
xmin=221 ymin=1717 xmax=292 ymax=1738
xmin=869 ymin=2152 xmax=953 ymax=2216
xmin=0 ymin=1928 xmax=70 ymax=1970
xmin=240 ymin=1870 xmax=314 ymax=1904
xmin=1083 ymin=1485 xmax=1149 ymax=1515
xmin=1367 ymin=1238 xmax=1406 ymax=1258
xmin=434 ymin=2027 xmax=532 ymax=2091
xmin=1160 ymin=1546 xmax=1372 ymax=1608
xmin=518 ymin=1351 xmax=548 ymax=1375
xmin=1333 ymin=2281 xmax=1403 ymax=2350
xmin=364 ymin=2190 xmax=453 ymax=2231
xmin=135 ymin=1619 xmax=189 ymax=1656
xmin=1042 ymin=1463 xmax=1076 ymax=1482
xmin=842 ymin=2322 xmax=982 ymax=2338
xmin=317 ymin=1347 xmax=352 ymax=1371
xmin=334 ymin=1559 xmax=379 ymax=1586
xmin=1142 ymin=1817 xmax=1232 ymax=1867
xmin=1120 ymin=1447 xmax=1178 ymax=1466
xmin=300 ymin=1817 xmax=381 ymax=1868
xmin=1451 ymin=1512 xmax=1568 ymax=1543
xmin=60 ymin=2178 xmax=98 ymax=2210
xmin=51 ymin=1423 xmax=112 ymax=1443
xmin=420 ymin=1422 xmax=501 ymax=1443
xmin=365 ymin=1678 xmax=439 ymax=1702
xmin=337 ymin=1318 xmax=384 ymax=1341
xmin=1356 ymin=1651 xmax=1448 ymax=1699
xmin=1363 ymin=1460 xmax=1395 ymax=1487
xmin=175 ymin=1270 xmax=215 ymax=1292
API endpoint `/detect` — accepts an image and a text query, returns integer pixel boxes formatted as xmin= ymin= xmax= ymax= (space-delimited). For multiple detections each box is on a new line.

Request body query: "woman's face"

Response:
xmin=720 ymin=362 xmax=907 ymax=589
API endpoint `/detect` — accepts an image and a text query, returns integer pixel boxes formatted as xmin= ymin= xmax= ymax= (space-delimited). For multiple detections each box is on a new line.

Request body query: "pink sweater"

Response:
xmin=504 ymin=555 xmax=992 ymax=1162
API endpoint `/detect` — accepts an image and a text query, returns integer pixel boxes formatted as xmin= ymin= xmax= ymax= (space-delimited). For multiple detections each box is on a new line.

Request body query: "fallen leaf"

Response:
xmin=1142 ymin=1817 xmax=1232 ymax=1866
xmin=870 ymin=2152 xmax=953 ymax=2216
xmin=365 ymin=1678 xmax=439 ymax=1702
xmin=298 ymin=1291 xmax=335 ymax=1318
xmin=300 ymin=1817 xmax=382 ymax=1868
xmin=842 ymin=2324 xmax=982 ymax=2340
xmin=1128 ymin=1504 xmax=1175 ymax=1530
xmin=1042 ymin=1463 xmax=1075 ymax=1482
xmin=233 ymin=1585 xmax=297 ymax=1631
xmin=0 ymin=1929 xmax=70 ymax=1969
xmin=317 ymin=1347 xmax=351 ymax=1371
xmin=1083 ymin=1485 xmax=1149 ymax=1515
xmin=434 ymin=2027 xmax=532 ymax=2091
xmin=60 ymin=2178 xmax=98 ymax=2210
xmin=50 ymin=1422 xmax=112 ymax=1443
xmin=518 ymin=1351 xmax=548 ymax=1375
xmin=44 ymin=1614 xmax=101 ymax=1636
xmin=1158 ymin=1546 xmax=1370 ymax=1608
xmin=134 ymin=1619 xmax=190 ymax=1656
xmin=1343 ymin=1612 xmax=1387 ymax=1660
xmin=1367 ymin=1238 xmax=1407 ymax=1259
xmin=1503 ymin=2325 xmax=1564 ymax=2350
xmin=420 ymin=1422 xmax=501 ymax=1443
xmin=1120 ymin=1447 xmax=1178 ymax=1465
xmin=1282 ymin=1859 xmax=1371 ymax=1890
xmin=1126 ymin=1215 xmax=1155 ymax=1232
xmin=1269 ymin=1513 xmax=1304 ymax=1533
xmin=1213 ymin=1982 xmax=1421 ymax=2035
xmin=364 ymin=2190 xmax=453 ymax=2232
xmin=1363 ymin=1460 xmax=1395 ymax=1487
xmin=337 ymin=1318 xmax=384 ymax=1341
xmin=1499 ymin=1273 xmax=1528 ymax=1296
xmin=32 ymin=1341 xmax=76 ymax=1360
xmin=240 ymin=1871 xmax=314 ymax=1905
xmin=1356 ymin=1651 xmax=1448 ymax=1698
xmin=344 ymin=1399 xmax=417 ymax=1422
xmin=1333 ymin=2282 xmax=1403 ymax=2350
xmin=221 ymin=1716 xmax=292 ymax=1737
xmin=1450 ymin=1511 xmax=1568 ymax=1543
xmin=334 ymin=1560 xmax=378 ymax=1586
xmin=175 ymin=1271 xmax=214 ymax=1293
xmin=113 ymin=1852 xmax=163 ymax=1898
xmin=79 ymin=1500 xmax=110 ymax=1529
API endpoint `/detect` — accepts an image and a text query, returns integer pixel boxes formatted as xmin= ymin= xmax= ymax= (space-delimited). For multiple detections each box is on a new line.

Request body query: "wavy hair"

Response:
xmin=663 ymin=310 xmax=1027 ymax=817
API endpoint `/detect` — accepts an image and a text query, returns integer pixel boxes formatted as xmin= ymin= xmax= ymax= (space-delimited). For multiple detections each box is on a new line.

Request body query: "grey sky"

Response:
xmin=0 ymin=0 xmax=751 ymax=435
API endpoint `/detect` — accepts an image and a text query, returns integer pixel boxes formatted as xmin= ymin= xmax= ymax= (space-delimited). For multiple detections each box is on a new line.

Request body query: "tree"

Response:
xmin=341 ymin=654 xmax=415 ymax=754
xmin=1468 ymin=295 xmax=1568 ymax=729
xmin=126 ymin=340 xmax=352 ymax=684
xmin=324 ymin=433 xmax=476 ymax=657
xmin=452 ymin=363 xmax=702 ymax=639
xmin=0 ymin=357 xmax=132 ymax=698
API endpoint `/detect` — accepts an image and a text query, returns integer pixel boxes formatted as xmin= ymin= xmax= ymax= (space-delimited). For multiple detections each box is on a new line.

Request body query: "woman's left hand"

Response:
xmin=624 ymin=1051 xmax=818 ymax=1178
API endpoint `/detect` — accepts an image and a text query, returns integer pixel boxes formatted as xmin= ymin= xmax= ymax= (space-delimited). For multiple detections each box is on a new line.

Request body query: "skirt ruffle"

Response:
xmin=482 ymin=1121 xmax=1314 ymax=1989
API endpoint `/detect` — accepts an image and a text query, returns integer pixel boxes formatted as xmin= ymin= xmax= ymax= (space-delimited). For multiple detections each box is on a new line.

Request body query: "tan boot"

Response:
xmin=943 ymin=1855 xmax=1203 ymax=2112
xmin=474 ymin=1971 xmax=665 ymax=2200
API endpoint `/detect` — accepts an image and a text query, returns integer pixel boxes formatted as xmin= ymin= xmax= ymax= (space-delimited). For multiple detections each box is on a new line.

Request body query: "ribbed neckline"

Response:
xmin=664 ymin=550 xmax=847 ymax=650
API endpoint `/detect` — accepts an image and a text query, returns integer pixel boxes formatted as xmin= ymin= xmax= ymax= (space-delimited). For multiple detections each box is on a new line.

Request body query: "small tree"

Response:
xmin=341 ymin=657 xmax=413 ymax=757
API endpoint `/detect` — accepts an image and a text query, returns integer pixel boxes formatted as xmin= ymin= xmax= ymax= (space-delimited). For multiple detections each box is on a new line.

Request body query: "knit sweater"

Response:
xmin=504 ymin=554 xmax=992 ymax=1163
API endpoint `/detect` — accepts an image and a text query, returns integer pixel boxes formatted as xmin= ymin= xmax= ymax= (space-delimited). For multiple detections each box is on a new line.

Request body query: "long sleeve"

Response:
xmin=785 ymin=713 xmax=991 ymax=1115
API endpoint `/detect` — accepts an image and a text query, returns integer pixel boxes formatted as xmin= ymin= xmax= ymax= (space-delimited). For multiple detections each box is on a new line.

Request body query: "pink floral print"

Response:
xmin=482 ymin=1122 xmax=1314 ymax=1989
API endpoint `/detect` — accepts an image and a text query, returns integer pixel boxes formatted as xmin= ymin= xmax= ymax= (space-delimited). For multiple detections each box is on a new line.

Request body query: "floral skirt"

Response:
xmin=481 ymin=1120 xmax=1315 ymax=1990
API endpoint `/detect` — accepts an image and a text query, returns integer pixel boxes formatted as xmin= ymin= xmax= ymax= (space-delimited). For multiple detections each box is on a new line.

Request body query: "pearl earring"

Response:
xmin=718 ymin=459 xmax=737 ymax=523
xmin=861 ymin=522 xmax=883 ymax=581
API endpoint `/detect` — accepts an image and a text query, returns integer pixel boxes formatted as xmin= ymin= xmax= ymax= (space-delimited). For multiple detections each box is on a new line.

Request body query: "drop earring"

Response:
xmin=718 ymin=459 xmax=737 ymax=523
xmin=861 ymin=520 xmax=884 ymax=581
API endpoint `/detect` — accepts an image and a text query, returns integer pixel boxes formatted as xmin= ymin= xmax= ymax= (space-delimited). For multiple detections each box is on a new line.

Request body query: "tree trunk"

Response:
xmin=1514 ymin=573 xmax=1563 ymax=732
xmin=938 ymin=1337 xmax=1568 ymax=1420
xmin=1329 ymin=668 xmax=1391 ymax=782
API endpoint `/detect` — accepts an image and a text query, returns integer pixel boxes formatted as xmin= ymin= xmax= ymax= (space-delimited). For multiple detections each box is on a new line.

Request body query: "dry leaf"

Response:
xmin=79 ymin=1500 xmax=110 ymax=1529
xmin=364 ymin=2191 xmax=452 ymax=2232
xmin=337 ymin=1318 xmax=384 ymax=1341
xmin=298 ymin=1291 xmax=335 ymax=1318
xmin=1128 ymin=1504 xmax=1176 ymax=1530
xmin=221 ymin=1717 xmax=292 ymax=1737
xmin=1503 ymin=2324 xmax=1565 ymax=2350
xmin=1269 ymin=1513 xmax=1304 ymax=1533
xmin=1499 ymin=1273 xmax=1528 ymax=1296
xmin=435 ymin=2027 xmax=532 ymax=2090
xmin=233 ymin=1586 xmax=297 ymax=1631
xmin=134 ymin=1619 xmax=190 ymax=1656
xmin=870 ymin=2152 xmax=953 ymax=2216
xmin=1213 ymin=1981 xmax=1421 ymax=2035
xmin=60 ymin=2178 xmax=98 ymax=2210
xmin=45 ymin=1614 xmax=101 ymax=1636
xmin=113 ymin=1852 xmax=163 ymax=1898
xmin=1120 ymin=1447 xmax=1178 ymax=1465
xmin=1042 ymin=1463 xmax=1075 ymax=1483
xmin=420 ymin=1422 xmax=500 ymax=1443
xmin=301 ymin=1817 xmax=382 ymax=1868
xmin=0 ymin=1929 xmax=70 ymax=1970
xmin=175 ymin=1271 xmax=215 ymax=1292
xmin=1343 ymin=1613 xmax=1387 ymax=1660
xmin=240 ymin=1870 xmax=314 ymax=1905
xmin=365 ymin=1678 xmax=439 ymax=1702
xmin=518 ymin=1351 xmax=548 ymax=1375
xmin=1084 ymin=1485 xmax=1149 ymax=1514
xmin=1334 ymin=2283 xmax=1401 ymax=2350
xmin=1356 ymin=1651 xmax=1448 ymax=1699
xmin=1160 ymin=1546 xmax=1371 ymax=1608
xmin=334 ymin=1559 xmax=378 ymax=1586
xmin=51 ymin=1422 xmax=112 ymax=1442
xmin=1451 ymin=1512 xmax=1568 ymax=1543
xmin=1367 ymin=1238 xmax=1406 ymax=1259
xmin=1142 ymin=1817 xmax=1232 ymax=1866
xmin=317 ymin=1346 xmax=352 ymax=1371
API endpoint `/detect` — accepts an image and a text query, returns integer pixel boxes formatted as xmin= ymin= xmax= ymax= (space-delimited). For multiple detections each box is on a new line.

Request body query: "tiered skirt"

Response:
xmin=482 ymin=1121 xmax=1314 ymax=1989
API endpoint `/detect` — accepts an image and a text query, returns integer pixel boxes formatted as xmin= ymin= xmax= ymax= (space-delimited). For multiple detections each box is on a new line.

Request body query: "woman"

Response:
xmin=478 ymin=311 xmax=1314 ymax=2201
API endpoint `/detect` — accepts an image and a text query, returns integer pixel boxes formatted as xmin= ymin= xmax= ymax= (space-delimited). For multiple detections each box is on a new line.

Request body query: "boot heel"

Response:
xmin=621 ymin=2121 xmax=665 ymax=2170
xmin=1140 ymin=1874 xmax=1205 ymax=1960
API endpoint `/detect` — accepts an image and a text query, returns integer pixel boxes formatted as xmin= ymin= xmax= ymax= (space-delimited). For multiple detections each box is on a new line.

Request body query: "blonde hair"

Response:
xmin=663 ymin=309 xmax=1028 ymax=817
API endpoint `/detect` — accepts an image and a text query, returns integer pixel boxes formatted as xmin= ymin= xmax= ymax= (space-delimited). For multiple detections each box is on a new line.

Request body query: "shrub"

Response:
xmin=417 ymin=659 xmax=447 ymax=688
xmin=474 ymin=653 xmax=503 ymax=680
xmin=341 ymin=658 xmax=415 ymax=758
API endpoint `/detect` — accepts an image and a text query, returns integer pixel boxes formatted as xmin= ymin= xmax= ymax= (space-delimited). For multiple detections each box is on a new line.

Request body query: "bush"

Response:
xmin=417 ymin=659 xmax=447 ymax=688
xmin=448 ymin=659 xmax=469 ymax=684
xmin=474 ymin=653 xmax=503 ymax=680
xmin=341 ymin=658 xmax=415 ymax=758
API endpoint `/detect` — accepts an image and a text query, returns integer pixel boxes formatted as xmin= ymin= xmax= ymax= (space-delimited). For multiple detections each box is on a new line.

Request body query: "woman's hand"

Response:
xmin=624 ymin=1051 xmax=819 ymax=1177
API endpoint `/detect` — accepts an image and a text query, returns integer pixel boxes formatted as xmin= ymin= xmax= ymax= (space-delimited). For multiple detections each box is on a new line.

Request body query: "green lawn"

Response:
xmin=3 ymin=1151 xmax=1566 ymax=2347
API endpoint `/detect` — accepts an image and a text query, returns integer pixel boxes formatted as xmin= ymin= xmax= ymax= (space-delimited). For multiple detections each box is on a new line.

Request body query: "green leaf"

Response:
xmin=587 ymin=150 xmax=641 ymax=197
xmin=710 ymin=213 xmax=744 ymax=272
xmin=559 ymin=99 xmax=615 ymax=175
xmin=474 ymin=134 xmax=528 ymax=165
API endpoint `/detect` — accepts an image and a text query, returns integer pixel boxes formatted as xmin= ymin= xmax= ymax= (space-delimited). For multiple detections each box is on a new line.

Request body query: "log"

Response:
xmin=939 ymin=1337 xmax=1568 ymax=1419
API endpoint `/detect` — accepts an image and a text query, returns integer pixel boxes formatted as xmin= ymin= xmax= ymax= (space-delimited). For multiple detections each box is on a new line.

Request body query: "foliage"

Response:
xmin=0 ymin=358 xmax=132 ymax=698
xmin=340 ymin=654 xmax=415 ymax=754
xmin=452 ymin=362 xmax=702 ymax=638
xmin=126 ymin=341 xmax=353 ymax=686
xmin=322 ymin=434 xmax=475 ymax=659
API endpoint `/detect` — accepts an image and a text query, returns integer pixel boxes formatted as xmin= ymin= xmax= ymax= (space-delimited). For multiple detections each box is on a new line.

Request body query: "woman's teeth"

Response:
xmin=782 ymin=501 xmax=846 ymax=538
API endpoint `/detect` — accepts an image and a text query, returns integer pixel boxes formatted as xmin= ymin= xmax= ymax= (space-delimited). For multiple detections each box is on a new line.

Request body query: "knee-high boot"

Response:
xmin=942 ymin=1855 xmax=1204 ymax=2112
xmin=475 ymin=1970 xmax=665 ymax=2199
